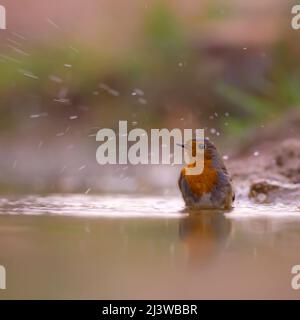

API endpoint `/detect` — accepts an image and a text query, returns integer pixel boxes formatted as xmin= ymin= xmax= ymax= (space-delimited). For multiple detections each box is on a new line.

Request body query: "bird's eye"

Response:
xmin=199 ymin=144 xmax=206 ymax=150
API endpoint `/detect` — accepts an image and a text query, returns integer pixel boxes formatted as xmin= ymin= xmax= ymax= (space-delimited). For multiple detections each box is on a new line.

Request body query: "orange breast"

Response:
xmin=182 ymin=159 xmax=218 ymax=196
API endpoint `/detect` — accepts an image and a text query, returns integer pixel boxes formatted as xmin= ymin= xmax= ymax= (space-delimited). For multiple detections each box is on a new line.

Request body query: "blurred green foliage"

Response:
xmin=143 ymin=3 xmax=184 ymax=58
xmin=0 ymin=1 xmax=299 ymax=140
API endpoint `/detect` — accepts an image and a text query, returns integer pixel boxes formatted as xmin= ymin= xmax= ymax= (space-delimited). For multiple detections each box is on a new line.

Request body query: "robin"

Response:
xmin=178 ymin=138 xmax=235 ymax=210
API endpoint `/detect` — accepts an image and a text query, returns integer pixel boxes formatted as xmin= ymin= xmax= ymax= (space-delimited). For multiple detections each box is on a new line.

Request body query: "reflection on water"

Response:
xmin=0 ymin=195 xmax=299 ymax=299
xmin=179 ymin=211 xmax=231 ymax=266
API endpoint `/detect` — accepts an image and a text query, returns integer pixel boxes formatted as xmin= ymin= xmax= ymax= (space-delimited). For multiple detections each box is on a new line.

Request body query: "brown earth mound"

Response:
xmin=228 ymin=109 xmax=300 ymax=205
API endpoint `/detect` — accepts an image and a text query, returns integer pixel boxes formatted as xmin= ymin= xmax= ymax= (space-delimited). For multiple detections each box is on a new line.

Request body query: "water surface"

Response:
xmin=0 ymin=195 xmax=300 ymax=299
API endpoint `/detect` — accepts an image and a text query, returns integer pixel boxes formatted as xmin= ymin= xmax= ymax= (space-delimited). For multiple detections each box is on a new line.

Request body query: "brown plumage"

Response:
xmin=178 ymin=139 xmax=234 ymax=210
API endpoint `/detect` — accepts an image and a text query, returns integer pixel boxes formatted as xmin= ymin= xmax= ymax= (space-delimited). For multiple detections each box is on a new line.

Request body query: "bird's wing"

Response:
xmin=178 ymin=171 xmax=184 ymax=194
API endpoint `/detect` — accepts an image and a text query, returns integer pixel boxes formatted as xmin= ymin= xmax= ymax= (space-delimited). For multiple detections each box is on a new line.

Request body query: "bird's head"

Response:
xmin=178 ymin=138 xmax=217 ymax=160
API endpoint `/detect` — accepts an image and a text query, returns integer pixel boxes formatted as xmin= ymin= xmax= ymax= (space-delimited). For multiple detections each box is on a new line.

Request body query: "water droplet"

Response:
xmin=49 ymin=75 xmax=63 ymax=83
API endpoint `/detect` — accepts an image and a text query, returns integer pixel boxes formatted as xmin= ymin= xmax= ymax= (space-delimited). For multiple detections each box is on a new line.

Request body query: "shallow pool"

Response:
xmin=0 ymin=195 xmax=299 ymax=299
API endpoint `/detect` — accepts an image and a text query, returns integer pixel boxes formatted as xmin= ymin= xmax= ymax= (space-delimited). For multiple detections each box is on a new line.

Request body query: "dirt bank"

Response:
xmin=229 ymin=110 xmax=300 ymax=205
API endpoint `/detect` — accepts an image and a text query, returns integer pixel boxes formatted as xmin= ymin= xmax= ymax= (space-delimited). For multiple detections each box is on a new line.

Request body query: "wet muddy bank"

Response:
xmin=229 ymin=110 xmax=300 ymax=206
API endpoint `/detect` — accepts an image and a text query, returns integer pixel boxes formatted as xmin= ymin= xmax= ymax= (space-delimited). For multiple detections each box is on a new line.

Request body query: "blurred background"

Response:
xmin=0 ymin=0 xmax=298 ymax=194
xmin=2 ymin=0 xmax=300 ymax=301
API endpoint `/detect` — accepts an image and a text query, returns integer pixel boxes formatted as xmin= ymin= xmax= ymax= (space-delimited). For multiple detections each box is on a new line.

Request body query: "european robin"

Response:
xmin=178 ymin=138 xmax=235 ymax=210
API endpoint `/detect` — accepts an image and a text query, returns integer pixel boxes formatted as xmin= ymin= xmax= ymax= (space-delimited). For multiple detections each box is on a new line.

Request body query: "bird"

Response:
xmin=178 ymin=138 xmax=235 ymax=210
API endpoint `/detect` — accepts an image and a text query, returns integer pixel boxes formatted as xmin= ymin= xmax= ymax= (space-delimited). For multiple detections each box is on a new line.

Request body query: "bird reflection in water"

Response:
xmin=179 ymin=210 xmax=232 ymax=267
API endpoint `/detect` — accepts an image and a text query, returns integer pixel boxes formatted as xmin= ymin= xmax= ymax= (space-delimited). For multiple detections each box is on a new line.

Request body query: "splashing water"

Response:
xmin=0 ymin=195 xmax=298 ymax=219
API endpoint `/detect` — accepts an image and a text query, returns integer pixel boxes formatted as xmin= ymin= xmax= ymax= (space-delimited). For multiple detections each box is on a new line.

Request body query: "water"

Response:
xmin=0 ymin=195 xmax=300 ymax=299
